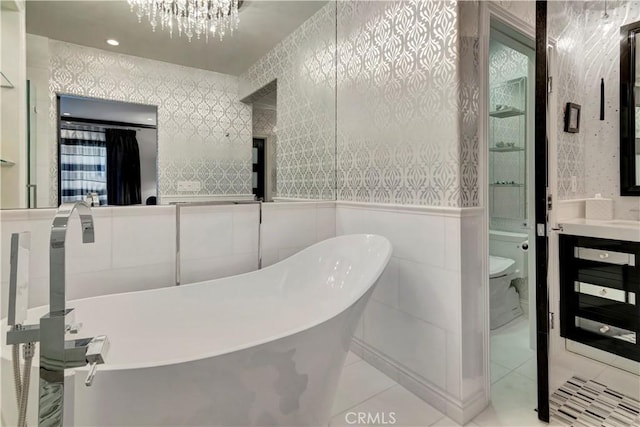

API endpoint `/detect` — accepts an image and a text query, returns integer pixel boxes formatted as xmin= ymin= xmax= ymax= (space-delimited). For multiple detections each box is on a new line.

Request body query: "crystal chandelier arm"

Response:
xmin=127 ymin=0 xmax=241 ymax=42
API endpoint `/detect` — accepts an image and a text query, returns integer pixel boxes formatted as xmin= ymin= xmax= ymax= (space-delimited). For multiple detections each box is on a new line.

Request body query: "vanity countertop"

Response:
xmin=559 ymin=218 xmax=640 ymax=242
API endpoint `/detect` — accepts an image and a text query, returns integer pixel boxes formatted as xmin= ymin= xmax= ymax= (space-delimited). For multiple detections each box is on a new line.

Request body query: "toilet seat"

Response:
xmin=489 ymin=255 xmax=516 ymax=278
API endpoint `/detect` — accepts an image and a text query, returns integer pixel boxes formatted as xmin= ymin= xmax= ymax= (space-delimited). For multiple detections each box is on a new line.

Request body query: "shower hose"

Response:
xmin=11 ymin=326 xmax=34 ymax=427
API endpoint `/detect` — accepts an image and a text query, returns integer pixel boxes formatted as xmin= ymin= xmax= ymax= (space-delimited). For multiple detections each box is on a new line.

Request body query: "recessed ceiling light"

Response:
xmin=106 ymin=39 xmax=120 ymax=46
xmin=62 ymin=112 xmax=71 ymax=116
xmin=147 ymin=118 xmax=153 ymax=121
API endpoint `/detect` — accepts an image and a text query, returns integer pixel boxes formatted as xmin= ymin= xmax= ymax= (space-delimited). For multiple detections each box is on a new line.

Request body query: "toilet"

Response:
xmin=490 ymin=255 xmax=522 ymax=330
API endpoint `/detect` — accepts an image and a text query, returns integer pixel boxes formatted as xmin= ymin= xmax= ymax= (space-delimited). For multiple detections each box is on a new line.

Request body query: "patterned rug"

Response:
xmin=550 ymin=377 xmax=640 ymax=426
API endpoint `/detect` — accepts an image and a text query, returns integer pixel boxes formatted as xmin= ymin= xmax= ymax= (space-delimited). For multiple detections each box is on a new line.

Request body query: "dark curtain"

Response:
xmin=105 ymin=129 xmax=141 ymax=205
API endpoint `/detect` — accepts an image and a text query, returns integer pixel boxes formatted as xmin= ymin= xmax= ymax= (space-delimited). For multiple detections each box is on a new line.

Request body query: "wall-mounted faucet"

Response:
xmin=38 ymin=201 xmax=109 ymax=427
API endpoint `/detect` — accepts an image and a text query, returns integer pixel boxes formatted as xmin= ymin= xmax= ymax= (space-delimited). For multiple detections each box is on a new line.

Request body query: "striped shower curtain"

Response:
xmin=60 ymin=127 xmax=108 ymax=205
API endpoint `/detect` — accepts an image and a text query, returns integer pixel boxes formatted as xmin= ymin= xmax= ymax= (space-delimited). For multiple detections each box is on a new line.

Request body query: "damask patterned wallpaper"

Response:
xmin=240 ymin=0 xmax=539 ymax=207
xmin=47 ymin=40 xmax=252 ymax=204
xmin=550 ymin=1 xmax=640 ymax=216
xmin=549 ymin=1 xmax=588 ymax=200
xmin=239 ymin=4 xmax=336 ymax=200
xmin=336 ymin=0 xmax=469 ymax=207
xmin=38 ymin=0 xmax=544 ymax=208
xmin=581 ymin=3 xmax=640 ymax=216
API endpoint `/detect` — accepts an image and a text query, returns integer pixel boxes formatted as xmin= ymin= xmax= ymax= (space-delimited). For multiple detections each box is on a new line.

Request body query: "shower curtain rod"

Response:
xmin=60 ymin=124 xmax=138 ymax=133
xmin=61 ymin=116 xmax=157 ymax=130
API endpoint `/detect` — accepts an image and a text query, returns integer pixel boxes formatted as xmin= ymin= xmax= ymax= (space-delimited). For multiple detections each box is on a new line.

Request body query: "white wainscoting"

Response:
xmin=1 ymin=206 xmax=177 ymax=317
xmin=261 ymin=201 xmax=336 ymax=267
xmin=336 ymin=201 xmax=488 ymax=424
xmin=0 ymin=202 xmax=335 ymax=318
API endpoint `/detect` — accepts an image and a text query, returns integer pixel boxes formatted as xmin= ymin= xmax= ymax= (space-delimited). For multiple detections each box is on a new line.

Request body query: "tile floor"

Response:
xmin=332 ymin=316 xmax=640 ymax=426
xmin=476 ymin=316 xmax=543 ymax=427
xmin=330 ymin=317 xmax=544 ymax=427
xmin=330 ymin=317 xmax=541 ymax=427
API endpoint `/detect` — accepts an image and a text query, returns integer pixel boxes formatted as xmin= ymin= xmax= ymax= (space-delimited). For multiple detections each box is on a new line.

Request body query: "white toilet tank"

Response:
xmin=489 ymin=230 xmax=528 ymax=279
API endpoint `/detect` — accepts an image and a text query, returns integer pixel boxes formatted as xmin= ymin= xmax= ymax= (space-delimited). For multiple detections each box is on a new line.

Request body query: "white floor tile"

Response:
xmin=514 ymin=358 xmax=537 ymax=381
xmin=331 ymin=360 xmax=396 ymax=416
xmin=490 ymin=315 xmax=529 ymax=337
xmin=548 ymin=352 xmax=608 ymax=392
xmin=344 ymin=351 xmax=362 ymax=367
xmin=330 ymin=385 xmax=444 ymax=427
xmin=428 ymin=416 xmax=481 ymax=427
xmin=472 ymin=371 xmax=545 ymax=427
xmin=490 ymin=317 xmax=535 ymax=370
xmin=429 ymin=416 xmax=461 ymax=426
xmin=596 ymin=366 xmax=640 ymax=400
xmin=491 ymin=362 xmax=511 ymax=384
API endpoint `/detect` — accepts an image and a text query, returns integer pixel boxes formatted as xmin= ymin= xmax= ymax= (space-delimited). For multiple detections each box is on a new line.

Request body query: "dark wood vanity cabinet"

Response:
xmin=559 ymin=235 xmax=639 ymax=361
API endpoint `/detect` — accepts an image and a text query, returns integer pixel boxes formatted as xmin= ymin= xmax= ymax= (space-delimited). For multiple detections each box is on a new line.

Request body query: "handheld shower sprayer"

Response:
xmin=6 ymin=232 xmax=37 ymax=427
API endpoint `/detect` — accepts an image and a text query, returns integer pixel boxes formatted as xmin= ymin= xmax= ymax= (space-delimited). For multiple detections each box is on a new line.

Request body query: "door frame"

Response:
xmin=479 ymin=1 xmax=551 ymax=422
xmin=534 ymin=2 xmax=550 ymax=421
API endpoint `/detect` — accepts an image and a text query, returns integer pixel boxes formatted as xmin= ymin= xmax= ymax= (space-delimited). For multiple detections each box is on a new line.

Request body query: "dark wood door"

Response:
xmin=535 ymin=1 xmax=550 ymax=422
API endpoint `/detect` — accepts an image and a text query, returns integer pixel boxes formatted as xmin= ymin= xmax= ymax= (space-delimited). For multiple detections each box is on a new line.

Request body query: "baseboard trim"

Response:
xmin=350 ymin=338 xmax=488 ymax=424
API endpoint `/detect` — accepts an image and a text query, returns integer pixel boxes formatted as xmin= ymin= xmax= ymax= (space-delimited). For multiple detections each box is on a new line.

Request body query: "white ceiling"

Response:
xmin=26 ymin=0 xmax=328 ymax=76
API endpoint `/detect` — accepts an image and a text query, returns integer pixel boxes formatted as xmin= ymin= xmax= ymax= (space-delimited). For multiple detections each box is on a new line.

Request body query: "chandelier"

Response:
xmin=127 ymin=0 xmax=241 ymax=42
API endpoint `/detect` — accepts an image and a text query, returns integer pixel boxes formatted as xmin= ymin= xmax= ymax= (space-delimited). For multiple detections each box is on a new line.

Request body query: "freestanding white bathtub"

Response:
xmin=2 ymin=234 xmax=392 ymax=426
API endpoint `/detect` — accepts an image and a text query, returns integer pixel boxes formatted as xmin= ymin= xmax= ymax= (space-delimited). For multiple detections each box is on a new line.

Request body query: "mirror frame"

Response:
xmin=620 ymin=21 xmax=640 ymax=196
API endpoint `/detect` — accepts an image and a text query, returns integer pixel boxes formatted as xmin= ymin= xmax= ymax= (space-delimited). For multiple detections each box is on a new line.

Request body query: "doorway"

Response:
xmin=488 ymin=22 xmax=536 ymax=336
xmin=247 ymin=82 xmax=277 ymax=202
xmin=252 ymin=138 xmax=265 ymax=200
xmin=483 ymin=9 xmax=549 ymax=424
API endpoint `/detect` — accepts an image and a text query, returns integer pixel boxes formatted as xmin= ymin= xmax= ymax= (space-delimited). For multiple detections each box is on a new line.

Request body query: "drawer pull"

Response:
xmin=575 ymin=282 xmax=635 ymax=304
xmin=575 ymin=247 xmax=635 ymax=265
xmin=600 ymin=325 xmax=610 ymax=334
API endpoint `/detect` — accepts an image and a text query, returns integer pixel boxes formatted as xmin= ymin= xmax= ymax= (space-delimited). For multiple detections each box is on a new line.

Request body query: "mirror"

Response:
xmin=620 ymin=20 xmax=640 ymax=195
xmin=58 ymin=95 xmax=158 ymax=206
xmin=1 ymin=0 xmax=336 ymax=208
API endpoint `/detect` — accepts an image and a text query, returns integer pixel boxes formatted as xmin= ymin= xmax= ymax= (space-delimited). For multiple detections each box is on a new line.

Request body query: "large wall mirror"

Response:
xmin=1 ymin=0 xmax=336 ymax=209
xmin=620 ymin=20 xmax=640 ymax=196
xmin=57 ymin=95 xmax=159 ymax=206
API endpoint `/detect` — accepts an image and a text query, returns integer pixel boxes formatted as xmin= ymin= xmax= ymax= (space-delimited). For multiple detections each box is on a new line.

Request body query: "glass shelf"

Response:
xmin=489 ymin=146 xmax=525 ymax=152
xmin=489 ymin=107 xmax=525 ymax=118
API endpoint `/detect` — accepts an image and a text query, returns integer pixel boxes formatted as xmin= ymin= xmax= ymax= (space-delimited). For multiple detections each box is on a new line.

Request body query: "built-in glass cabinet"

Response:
xmin=489 ymin=76 xmax=527 ymax=221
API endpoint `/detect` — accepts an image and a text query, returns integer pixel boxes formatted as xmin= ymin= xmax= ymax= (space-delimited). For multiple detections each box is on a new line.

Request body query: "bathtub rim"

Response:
xmin=2 ymin=234 xmax=392 ymax=372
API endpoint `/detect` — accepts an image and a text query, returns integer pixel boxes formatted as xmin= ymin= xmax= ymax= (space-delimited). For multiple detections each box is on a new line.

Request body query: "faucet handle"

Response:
xmin=84 ymin=335 xmax=108 ymax=387
xmin=85 ymin=362 xmax=98 ymax=386
xmin=65 ymin=321 xmax=83 ymax=334
xmin=86 ymin=335 xmax=109 ymax=365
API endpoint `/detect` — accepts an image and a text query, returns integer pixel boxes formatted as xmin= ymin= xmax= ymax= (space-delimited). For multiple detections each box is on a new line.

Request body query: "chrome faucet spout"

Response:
xmin=49 ymin=201 xmax=95 ymax=314
xmin=39 ymin=201 xmax=105 ymax=427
